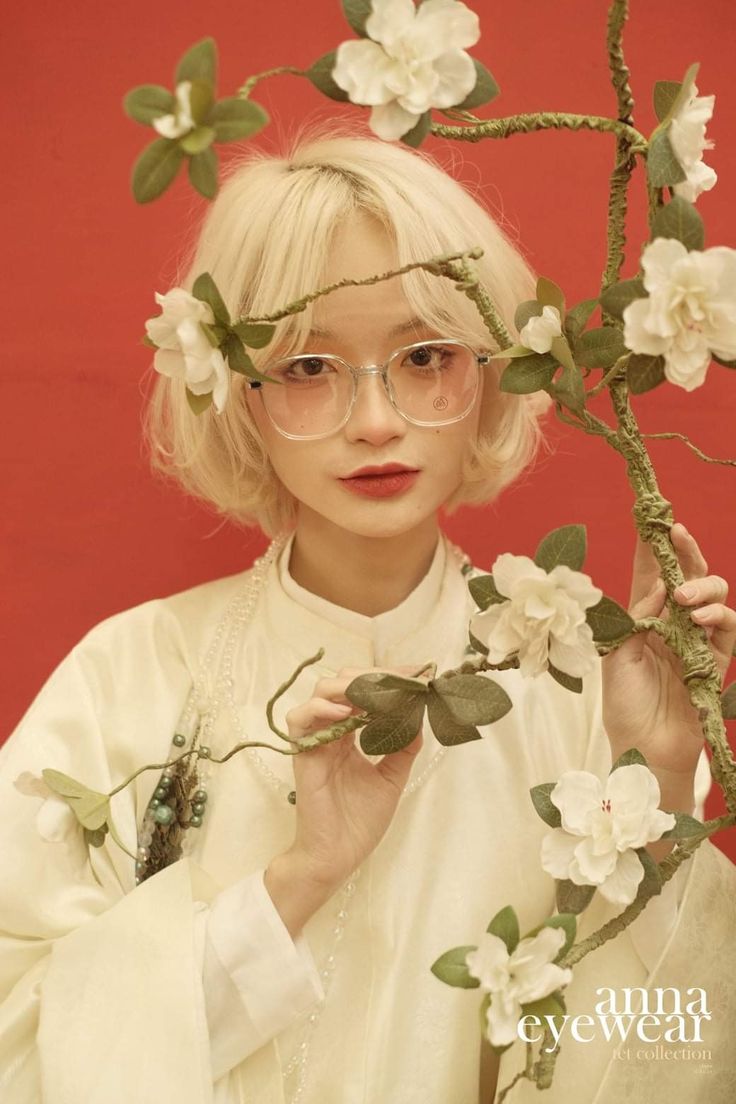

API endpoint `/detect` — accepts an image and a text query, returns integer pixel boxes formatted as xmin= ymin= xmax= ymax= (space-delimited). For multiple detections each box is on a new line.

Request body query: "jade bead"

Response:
xmin=172 ymin=734 xmax=186 ymax=748
xmin=193 ymin=790 xmax=208 ymax=804
xmin=190 ymin=815 xmax=203 ymax=828
xmin=153 ymin=804 xmax=175 ymax=826
xmin=198 ymin=746 xmax=211 ymax=759
xmin=154 ymin=786 xmax=167 ymax=799
xmin=192 ymin=802 xmax=205 ymax=816
xmin=149 ymin=798 xmax=160 ymax=808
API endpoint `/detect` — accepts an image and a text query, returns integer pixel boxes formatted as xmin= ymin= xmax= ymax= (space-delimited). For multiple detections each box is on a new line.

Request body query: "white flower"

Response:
xmin=540 ymin=765 xmax=676 ymax=907
xmin=519 ymin=305 xmax=562 ymax=354
xmin=332 ymin=0 xmax=480 ymax=140
xmin=146 ymin=287 xmax=230 ymax=413
xmin=14 ymin=772 xmax=80 ymax=844
xmin=623 ymin=239 xmax=736 ymax=391
xmin=466 ymin=927 xmax=572 ymax=1047
xmin=470 ymin=554 xmax=602 ymax=678
xmin=152 ymin=81 xmax=196 ymax=139
xmin=669 ymin=84 xmax=717 ymax=203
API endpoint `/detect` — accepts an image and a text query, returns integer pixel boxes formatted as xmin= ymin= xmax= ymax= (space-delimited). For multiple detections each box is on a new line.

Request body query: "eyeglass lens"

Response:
xmin=258 ymin=342 xmax=478 ymax=438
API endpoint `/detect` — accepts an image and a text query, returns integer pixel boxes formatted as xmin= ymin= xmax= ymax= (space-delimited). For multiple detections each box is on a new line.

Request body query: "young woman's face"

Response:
xmin=246 ymin=214 xmax=482 ymax=541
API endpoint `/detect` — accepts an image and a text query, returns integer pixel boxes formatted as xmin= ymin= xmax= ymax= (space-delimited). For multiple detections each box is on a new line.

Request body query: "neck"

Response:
xmin=288 ymin=510 xmax=441 ymax=616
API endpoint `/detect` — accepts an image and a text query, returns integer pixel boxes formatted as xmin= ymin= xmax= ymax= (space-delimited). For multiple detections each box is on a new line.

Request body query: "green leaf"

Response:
xmin=221 ymin=335 xmax=273 ymax=382
xmin=713 ymin=353 xmax=736 ymax=370
xmin=722 ymin=682 xmax=736 ymax=719
xmin=523 ymin=991 xmax=567 ymax=1027
xmin=232 ymin=321 xmax=277 ymax=349
xmin=661 ymin=812 xmax=707 ymax=840
xmin=636 ymin=847 xmax=663 ymax=900
xmin=651 ymin=195 xmax=704 ymax=251
xmin=175 ymin=37 xmax=217 ymax=87
xmin=468 ymin=573 xmax=506 ymax=610
xmin=188 ymin=79 xmax=215 ymax=126
xmin=556 ymin=880 xmax=596 ymax=915
xmin=346 ymin=673 xmax=428 ymax=715
xmin=209 ymin=97 xmax=269 ymax=142
xmin=547 ymin=664 xmax=583 ymax=694
xmin=123 ymin=84 xmax=175 ymax=125
xmin=131 ymin=138 xmax=184 ymax=203
xmin=431 ymin=946 xmax=481 ymax=989
xmin=611 ymin=747 xmax=648 ymax=771
xmin=487 ymin=905 xmax=520 ymax=953
xmin=661 ymin=62 xmax=700 ymax=127
xmin=575 ymin=327 xmax=627 ymax=370
xmin=564 ymin=298 xmax=598 ymax=341
xmin=430 ymin=674 xmax=512 ymax=727
xmin=586 ymin=595 xmax=635 ymax=642
xmin=455 ymin=59 xmax=500 ymax=110
xmin=341 ymin=0 xmax=374 ymax=36
xmin=186 ymin=387 xmax=213 ymax=415
xmin=84 ymin=826 xmax=108 ymax=848
xmin=200 ymin=321 xmax=227 ymax=348
xmin=542 ymin=913 xmax=577 ymax=959
xmin=647 ymin=128 xmax=687 ymax=188
xmin=499 ymin=353 xmax=557 ymax=395
xmin=359 ymin=698 xmax=426 ymax=755
xmin=179 ymin=125 xmax=216 ymax=155
xmin=468 ymin=627 xmax=489 ymax=656
xmin=627 ymin=353 xmax=666 ymax=394
xmin=530 ymin=782 xmax=562 ymax=828
xmin=489 ymin=343 xmax=534 ymax=360
xmin=400 ymin=112 xmax=431 ymax=149
xmin=188 ymin=147 xmax=218 ymax=199
xmin=426 ymin=690 xmax=482 ymax=747
xmin=514 ymin=300 xmax=543 ymax=333
xmin=599 ymin=279 xmax=647 ymax=321
xmin=550 ymin=361 xmax=585 ymax=413
xmin=549 ymin=335 xmax=576 ymax=375
xmin=534 ymin=524 xmax=587 ymax=573
xmin=192 ymin=271 xmax=230 ymax=325
xmin=42 ymin=771 xmax=111 ymax=831
xmin=306 ymin=51 xmax=351 ymax=103
xmin=653 ymin=80 xmax=682 ymax=124
xmin=536 ymin=276 xmax=565 ymax=316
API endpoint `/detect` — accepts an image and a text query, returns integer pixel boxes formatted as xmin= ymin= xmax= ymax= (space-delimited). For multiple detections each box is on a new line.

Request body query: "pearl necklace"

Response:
xmin=142 ymin=534 xmax=472 ymax=1101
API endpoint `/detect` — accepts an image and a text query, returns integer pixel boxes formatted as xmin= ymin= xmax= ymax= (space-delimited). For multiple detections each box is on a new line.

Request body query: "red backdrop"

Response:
xmin=3 ymin=1 xmax=735 ymax=854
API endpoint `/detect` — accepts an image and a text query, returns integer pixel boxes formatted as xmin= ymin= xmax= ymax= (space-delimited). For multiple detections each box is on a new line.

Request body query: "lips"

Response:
xmin=338 ymin=463 xmax=421 ymax=499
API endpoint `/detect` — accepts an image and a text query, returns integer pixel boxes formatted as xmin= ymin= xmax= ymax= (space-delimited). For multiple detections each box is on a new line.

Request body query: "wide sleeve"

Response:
xmin=0 ymin=609 xmax=319 ymax=1102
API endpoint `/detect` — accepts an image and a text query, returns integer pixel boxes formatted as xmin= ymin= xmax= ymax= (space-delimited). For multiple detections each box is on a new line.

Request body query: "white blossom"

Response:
xmin=152 ymin=81 xmax=196 ymax=140
xmin=332 ymin=0 xmax=480 ymax=140
xmin=519 ymin=305 xmax=562 ymax=354
xmin=470 ymin=554 xmax=602 ymax=678
xmin=623 ymin=238 xmax=736 ymax=391
xmin=669 ymin=83 xmax=717 ymax=203
xmin=146 ymin=287 xmax=230 ymax=413
xmin=466 ymin=927 xmax=572 ymax=1047
xmin=540 ymin=765 xmax=676 ymax=907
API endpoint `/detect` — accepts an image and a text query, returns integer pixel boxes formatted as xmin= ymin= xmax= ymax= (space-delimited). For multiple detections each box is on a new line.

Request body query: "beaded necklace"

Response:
xmin=135 ymin=535 xmax=471 ymax=1102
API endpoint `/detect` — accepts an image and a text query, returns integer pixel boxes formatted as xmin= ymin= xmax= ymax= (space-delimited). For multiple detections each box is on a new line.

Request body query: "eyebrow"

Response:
xmin=306 ymin=317 xmax=429 ymax=341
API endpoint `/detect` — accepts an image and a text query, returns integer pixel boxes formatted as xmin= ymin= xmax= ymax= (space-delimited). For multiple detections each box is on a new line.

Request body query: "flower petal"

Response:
xmin=598 ymin=848 xmax=645 ymax=907
xmin=550 ymin=771 xmax=602 ymax=834
xmin=427 ymin=49 xmax=477 ymax=109
xmin=412 ymin=0 xmax=481 ymax=58
xmin=492 ymin=553 xmax=544 ymax=598
xmin=540 ymin=828 xmax=579 ymax=880
xmin=486 ymin=991 xmax=524 ymax=1047
xmin=466 ymin=933 xmax=511 ymax=991
xmin=333 ymin=40 xmax=398 ymax=106
xmin=368 ymin=101 xmax=422 ymax=140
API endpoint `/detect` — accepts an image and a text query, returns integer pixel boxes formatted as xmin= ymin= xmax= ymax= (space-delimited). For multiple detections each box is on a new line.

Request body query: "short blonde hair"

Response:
xmin=145 ymin=128 xmax=550 ymax=535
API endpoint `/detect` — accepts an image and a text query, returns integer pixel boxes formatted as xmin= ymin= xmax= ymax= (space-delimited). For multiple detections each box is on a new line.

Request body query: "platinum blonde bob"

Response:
xmin=145 ymin=129 xmax=550 ymax=535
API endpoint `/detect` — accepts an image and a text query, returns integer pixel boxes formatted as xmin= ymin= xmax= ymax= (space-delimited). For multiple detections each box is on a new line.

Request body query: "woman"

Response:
xmin=1 ymin=133 xmax=735 ymax=1104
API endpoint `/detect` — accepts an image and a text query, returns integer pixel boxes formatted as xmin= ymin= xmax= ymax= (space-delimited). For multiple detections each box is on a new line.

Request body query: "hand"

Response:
xmin=602 ymin=523 xmax=736 ymax=797
xmin=267 ymin=666 xmax=423 ymax=926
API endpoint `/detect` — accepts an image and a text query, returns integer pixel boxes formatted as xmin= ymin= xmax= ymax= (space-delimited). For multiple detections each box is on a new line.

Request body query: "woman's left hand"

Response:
xmin=601 ymin=522 xmax=736 ymax=788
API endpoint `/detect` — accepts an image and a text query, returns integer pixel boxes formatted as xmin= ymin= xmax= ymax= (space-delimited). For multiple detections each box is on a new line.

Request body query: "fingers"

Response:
xmin=670 ymin=522 xmax=708 ymax=579
xmin=674 ymin=575 xmax=729 ymax=606
xmin=286 ymin=698 xmax=354 ymax=741
xmin=690 ymin=603 xmax=736 ymax=673
xmin=375 ymin=731 xmax=424 ymax=791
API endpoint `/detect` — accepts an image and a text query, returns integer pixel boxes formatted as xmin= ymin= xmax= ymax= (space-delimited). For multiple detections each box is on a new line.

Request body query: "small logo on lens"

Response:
xmin=433 ymin=396 xmax=449 ymax=411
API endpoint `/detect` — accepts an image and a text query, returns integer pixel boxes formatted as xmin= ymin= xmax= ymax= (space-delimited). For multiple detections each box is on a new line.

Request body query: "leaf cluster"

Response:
xmin=124 ymin=39 xmax=268 ymax=203
xmin=305 ymin=2 xmax=499 ymax=149
xmin=42 ymin=768 xmax=132 ymax=859
xmin=344 ymin=668 xmax=512 ymax=754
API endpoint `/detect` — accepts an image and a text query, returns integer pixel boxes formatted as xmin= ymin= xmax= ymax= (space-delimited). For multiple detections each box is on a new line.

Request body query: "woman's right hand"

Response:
xmin=264 ymin=667 xmax=423 ymax=936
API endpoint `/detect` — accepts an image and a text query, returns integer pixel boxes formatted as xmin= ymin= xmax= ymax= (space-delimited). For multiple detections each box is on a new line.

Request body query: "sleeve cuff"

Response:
xmin=205 ymin=870 xmax=323 ymax=1053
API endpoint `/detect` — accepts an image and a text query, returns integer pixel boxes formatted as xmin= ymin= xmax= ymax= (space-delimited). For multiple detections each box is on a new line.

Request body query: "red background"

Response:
xmin=3 ymin=1 xmax=735 ymax=854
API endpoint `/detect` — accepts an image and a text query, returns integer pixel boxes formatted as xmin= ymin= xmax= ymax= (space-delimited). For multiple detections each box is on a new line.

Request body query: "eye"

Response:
xmin=271 ymin=356 xmax=338 ymax=383
xmin=403 ymin=345 xmax=452 ymax=371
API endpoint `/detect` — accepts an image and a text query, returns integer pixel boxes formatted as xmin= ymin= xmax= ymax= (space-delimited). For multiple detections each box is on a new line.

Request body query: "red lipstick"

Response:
xmin=339 ymin=463 xmax=420 ymax=498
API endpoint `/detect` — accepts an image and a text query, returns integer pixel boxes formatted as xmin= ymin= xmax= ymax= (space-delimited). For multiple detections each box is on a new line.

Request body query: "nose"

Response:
xmin=343 ymin=369 xmax=408 ymax=446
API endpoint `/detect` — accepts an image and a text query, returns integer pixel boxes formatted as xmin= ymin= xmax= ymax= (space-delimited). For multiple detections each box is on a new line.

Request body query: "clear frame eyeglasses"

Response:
xmin=246 ymin=339 xmax=489 ymax=441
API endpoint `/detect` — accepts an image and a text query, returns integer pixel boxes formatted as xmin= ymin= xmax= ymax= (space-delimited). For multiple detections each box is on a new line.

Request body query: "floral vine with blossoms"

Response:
xmin=16 ymin=1 xmax=736 ymax=1099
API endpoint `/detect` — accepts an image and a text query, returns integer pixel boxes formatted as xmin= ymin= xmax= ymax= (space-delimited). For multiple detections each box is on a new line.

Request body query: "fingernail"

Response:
xmin=677 ymin=584 xmax=697 ymax=600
